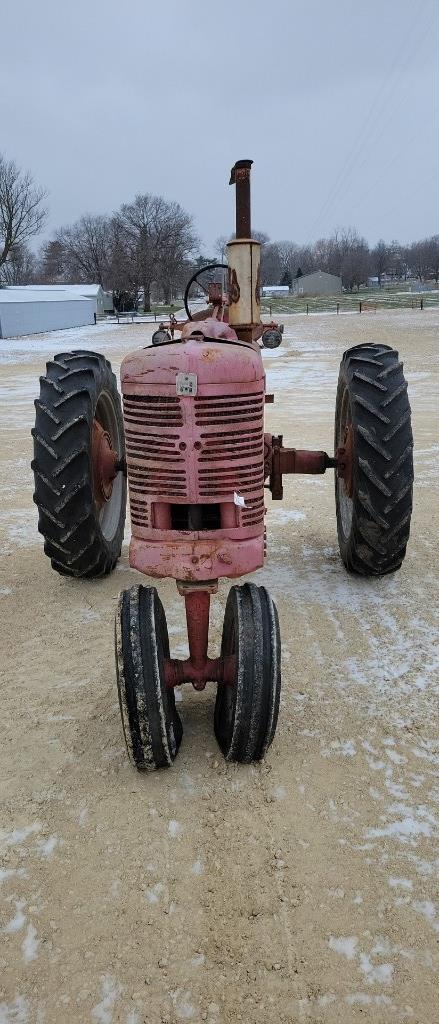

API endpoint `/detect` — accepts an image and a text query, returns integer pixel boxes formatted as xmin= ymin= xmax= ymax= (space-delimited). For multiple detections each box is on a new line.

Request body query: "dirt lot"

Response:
xmin=0 ymin=310 xmax=438 ymax=1024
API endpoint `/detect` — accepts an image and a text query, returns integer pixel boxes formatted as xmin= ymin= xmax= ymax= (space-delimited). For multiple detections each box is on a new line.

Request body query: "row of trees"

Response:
xmin=1 ymin=152 xmax=439 ymax=307
xmin=243 ymin=232 xmax=439 ymax=292
xmin=0 ymin=153 xmax=198 ymax=310
xmin=45 ymin=197 xmax=199 ymax=310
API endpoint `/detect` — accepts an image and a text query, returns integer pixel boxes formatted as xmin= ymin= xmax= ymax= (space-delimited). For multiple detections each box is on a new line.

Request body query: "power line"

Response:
xmin=346 ymin=103 xmax=439 ymax=225
xmin=308 ymin=0 xmax=432 ymax=238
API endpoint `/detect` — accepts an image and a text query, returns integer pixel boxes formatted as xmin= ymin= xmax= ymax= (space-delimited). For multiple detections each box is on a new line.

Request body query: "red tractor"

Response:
xmin=32 ymin=160 xmax=413 ymax=770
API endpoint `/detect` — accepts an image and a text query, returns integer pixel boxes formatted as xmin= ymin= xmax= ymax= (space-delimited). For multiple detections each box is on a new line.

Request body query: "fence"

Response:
xmin=261 ymin=292 xmax=436 ymax=317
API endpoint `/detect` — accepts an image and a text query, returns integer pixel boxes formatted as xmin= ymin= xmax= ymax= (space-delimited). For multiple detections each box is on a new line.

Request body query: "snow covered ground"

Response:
xmin=0 ymin=309 xmax=438 ymax=1023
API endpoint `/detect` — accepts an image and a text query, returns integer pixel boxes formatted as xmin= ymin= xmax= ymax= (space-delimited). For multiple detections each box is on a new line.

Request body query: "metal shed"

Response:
xmin=292 ymin=271 xmax=342 ymax=297
xmin=7 ymin=283 xmax=105 ymax=316
xmin=0 ymin=290 xmax=95 ymax=339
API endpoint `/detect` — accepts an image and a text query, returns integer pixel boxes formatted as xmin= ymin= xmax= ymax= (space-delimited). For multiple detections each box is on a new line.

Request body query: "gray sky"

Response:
xmin=1 ymin=0 xmax=438 ymax=253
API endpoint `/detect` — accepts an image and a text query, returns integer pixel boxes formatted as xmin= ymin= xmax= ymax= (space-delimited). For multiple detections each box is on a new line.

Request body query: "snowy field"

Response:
xmin=0 ymin=310 xmax=438 ymax=1023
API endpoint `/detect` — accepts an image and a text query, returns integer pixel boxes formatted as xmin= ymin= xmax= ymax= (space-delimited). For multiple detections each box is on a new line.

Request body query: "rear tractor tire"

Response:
xmin=214 ymin=583 xmax=281 ymax=763
xmin=335 ymin=343 xmax=413 ymax=576
xmin=115 ymin=585 xmax=183 ymax=770
xmin=32 ymin=350 xmax=126 ymax=578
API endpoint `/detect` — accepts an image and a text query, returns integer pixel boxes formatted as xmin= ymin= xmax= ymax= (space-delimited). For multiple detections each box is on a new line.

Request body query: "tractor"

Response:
xmin=32 ymin=159 xmax=413 ymax=770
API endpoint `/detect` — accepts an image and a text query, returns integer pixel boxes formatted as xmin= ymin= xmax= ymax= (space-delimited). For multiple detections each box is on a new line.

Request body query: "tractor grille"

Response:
xmin=123 ymin=393 xmax=186 ymax=504
xmin=123 ymin=393 xmax=183 ymax=427
xmin=195 ymin=392 xmax=264 ymax=426
xmin=123 ymin=389 xmax=265 ymax=528
xmin=196 ymin=392 xmax=265 ymax=511
xmin=129 ymin=497 xmax=149 ymax=529
xmin=241 ymin=495 xmax=265 ymax=527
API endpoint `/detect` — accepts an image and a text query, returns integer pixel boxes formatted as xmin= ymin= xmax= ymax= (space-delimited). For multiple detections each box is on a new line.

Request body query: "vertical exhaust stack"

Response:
xmin=227 ymin=159 xmax=261 ymax=342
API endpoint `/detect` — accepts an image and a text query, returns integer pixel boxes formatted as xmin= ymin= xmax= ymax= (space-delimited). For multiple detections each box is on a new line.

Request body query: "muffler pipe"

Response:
xmin=229 ymin=159 xmax=253 ymax=239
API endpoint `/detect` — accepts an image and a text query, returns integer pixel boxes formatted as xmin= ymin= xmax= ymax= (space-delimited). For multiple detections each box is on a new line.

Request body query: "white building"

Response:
xmin=261 ymin=285 xmax=290 ymax=296
xmin=0 ymin=289 xmax=95 ymax=339
xmin=7 ymin=283 xmax=106 ymax=316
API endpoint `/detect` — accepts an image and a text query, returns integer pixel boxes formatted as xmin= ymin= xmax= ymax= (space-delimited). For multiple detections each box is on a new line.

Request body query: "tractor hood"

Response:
xmin=121 ymin=331 xmax=264 ymax=388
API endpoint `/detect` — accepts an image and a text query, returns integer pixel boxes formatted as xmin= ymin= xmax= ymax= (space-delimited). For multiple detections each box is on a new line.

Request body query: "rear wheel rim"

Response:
xmin=94 ymin=390 xmax=124 ymax=541
xmin=337 ymin=386 xmax=354 ymax=539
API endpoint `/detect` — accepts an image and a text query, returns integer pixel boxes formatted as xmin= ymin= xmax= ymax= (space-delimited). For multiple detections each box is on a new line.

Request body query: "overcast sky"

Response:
xmin=1 ymin=0 xmax=438 ymax=254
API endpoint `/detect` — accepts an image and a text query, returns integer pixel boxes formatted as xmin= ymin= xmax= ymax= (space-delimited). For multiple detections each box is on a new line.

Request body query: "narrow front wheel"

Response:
xmin=214 ymin=583 xmax=281 ymax=763
xmin=115 ymin=585 xmax=183 ymax=770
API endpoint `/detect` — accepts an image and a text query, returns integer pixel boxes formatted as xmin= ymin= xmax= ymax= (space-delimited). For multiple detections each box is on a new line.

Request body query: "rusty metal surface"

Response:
xmin=279 ymin=448 xmax=329 ymax=475
xmin=266 ymin=433 xmax=337 ymax=500
xmin=336 ymin=422 xmax=354 ymax=499
xmin=164 ymin=654 xmax=235 ymax=690
xmin=129 ymin=535 xmax=264 ymax=582
xmin=229 ymin=159 xmax=253 ymax=238
xmin=163 ymin=588 xmax=235 ymax=690
xmin=91 ymin=418 xmax=118 ymax=509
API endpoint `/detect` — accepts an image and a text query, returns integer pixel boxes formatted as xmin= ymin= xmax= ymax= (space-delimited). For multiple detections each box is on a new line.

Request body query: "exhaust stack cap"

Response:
xmin=229 ymin=158 xmax=253 ymax=185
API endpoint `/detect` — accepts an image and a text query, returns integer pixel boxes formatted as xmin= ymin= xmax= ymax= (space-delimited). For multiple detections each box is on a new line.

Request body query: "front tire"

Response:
xmin=32 ymin=350 xmax=126 ymax=578
xmin=335 ymin=343 xmax=413 ymax=576
xmin=115 ymin=585 xmax=183 ymax=770
xmin=214 ymin=583 xmax=281 ymax=762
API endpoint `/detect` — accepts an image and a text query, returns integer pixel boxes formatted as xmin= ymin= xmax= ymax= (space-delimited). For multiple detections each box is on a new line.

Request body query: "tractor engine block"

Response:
xmin=121 ymin=334 xmax=266 ymax=582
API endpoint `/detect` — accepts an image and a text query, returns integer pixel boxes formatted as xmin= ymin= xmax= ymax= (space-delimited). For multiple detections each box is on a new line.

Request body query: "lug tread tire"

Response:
xmin=32 ymin=350 xmax=126 ymax=578
xmin=335 ymin=343 xmax=413 ymax=576
xmin=214 ymin=582 xmax=281 ymax=763
xmin=115 ymin=585 xmax=183 ymax=771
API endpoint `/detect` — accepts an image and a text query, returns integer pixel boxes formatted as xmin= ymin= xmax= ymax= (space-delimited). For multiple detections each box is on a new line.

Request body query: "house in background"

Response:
xmin=0 ymin=289 xmax=95 ymax=339
xmin=292 ymin=270 xmax=342 ymax=296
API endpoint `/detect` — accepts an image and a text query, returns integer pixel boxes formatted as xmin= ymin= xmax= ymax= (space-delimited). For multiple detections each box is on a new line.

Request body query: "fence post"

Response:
xmin=359 ymin=301 xmax=362 ymax=313
xmin=336 ymin=302 xmax=339 ymax=315
xmin=306 ymin=303 xmax=309 ymax=315
xmin=420 ymin=297 xmax=424 ymax=310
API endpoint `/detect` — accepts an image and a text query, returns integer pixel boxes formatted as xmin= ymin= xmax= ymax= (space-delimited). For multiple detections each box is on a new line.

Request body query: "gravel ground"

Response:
xmin=0 ymin=310 xmax=438 ymax=1024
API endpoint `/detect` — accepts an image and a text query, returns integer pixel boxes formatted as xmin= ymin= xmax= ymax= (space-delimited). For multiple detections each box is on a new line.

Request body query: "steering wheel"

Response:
xmin=184 ymin=263 xmax=228 ymax=321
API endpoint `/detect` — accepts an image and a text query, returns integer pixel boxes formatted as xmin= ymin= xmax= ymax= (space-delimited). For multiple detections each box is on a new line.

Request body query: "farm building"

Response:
xmin=292 ymin=270 xmax=342 ymax=296
xmin=7 ymin=283 xmax=107 ymax=316
xmin=0 ymin=289 xmax=95 ymax=339
xmin=262 ymin=285 xmax=290 ymax=296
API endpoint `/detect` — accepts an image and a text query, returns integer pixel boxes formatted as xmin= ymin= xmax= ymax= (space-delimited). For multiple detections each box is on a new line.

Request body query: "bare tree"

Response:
xmin=107 ymin=215 xmax=140 ymax=309
xmin=0 ymin=154 xmax=47 ymax=273
xmin=407 ymin=240 xmax=431 ymax=282
xmin=426 ymin=235 xmax=439 ymax=284
xmin=118 ymin=195 xmax=197 ymax=311
xmin=277 ymin=240 xmax=316 ymax=279
xmin=214 ymin=235 xmax=229 ymax=262
xmin=55 ymin=214 xmax=112 ymax=286
xmin=260 ymin=243 xmax=281 ymax=285
xmin=340 ymin=230 xmax=370 ymax=291
xmin=388 ymin=241 xmax=408 ymax=281
xmin=0 ymin=243 xmax=36 ymax=285
xmin=159 ymin=205 xmax=199 ymax=304
xmin=316 ymin=229 xmax=369 ymax=290
xmin=37 ymin=239 xmax=66 ymax=284
xmin=371 ymin=239 xmax=389 ymax=287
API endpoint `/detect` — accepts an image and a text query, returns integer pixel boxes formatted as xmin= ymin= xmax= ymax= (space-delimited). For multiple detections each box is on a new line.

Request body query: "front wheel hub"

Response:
xmin=92 ymin=418 xmax=118 ymax=506
xmin=336 ymin=423 xmax=354 ymax=499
